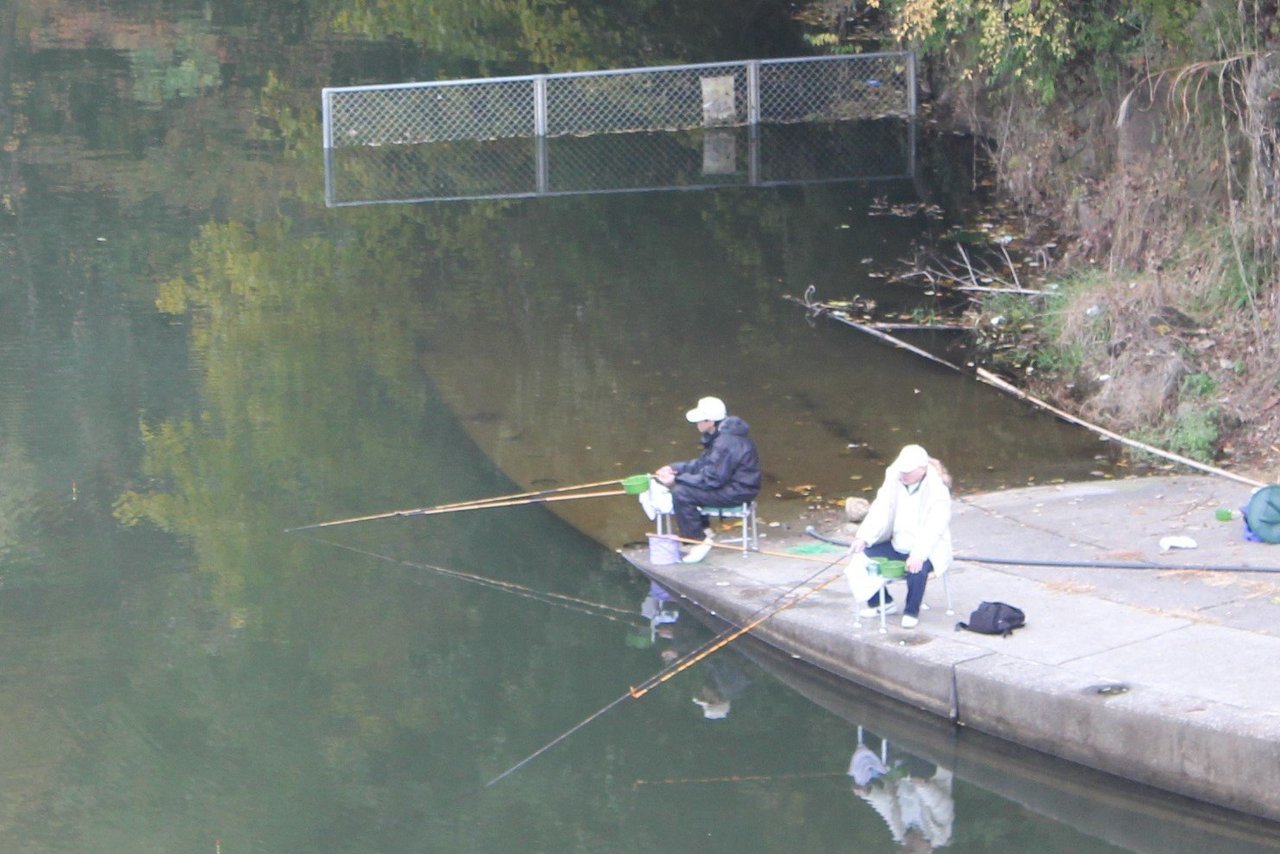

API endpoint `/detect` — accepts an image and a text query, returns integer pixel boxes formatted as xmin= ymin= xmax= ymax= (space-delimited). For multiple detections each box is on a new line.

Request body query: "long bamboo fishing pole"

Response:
xmin=482 ymin=552 xmax=847 ymax=789
xmin=285 ymin=482 xmax=637 ymax=533
xmin=422 ymin=478 xmax=628 ymax=513
xmin=804 ymin=525 xmax=1280 ymax=574
xmin=298 ymin=532 xmax=645 ymax=626
xmin=633 ymin=770 xmax=845 ymax=789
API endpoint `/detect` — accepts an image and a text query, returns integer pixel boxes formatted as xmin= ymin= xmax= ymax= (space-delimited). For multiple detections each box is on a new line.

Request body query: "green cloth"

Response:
xmin=786 ymin=543 xmax=844 ymax=555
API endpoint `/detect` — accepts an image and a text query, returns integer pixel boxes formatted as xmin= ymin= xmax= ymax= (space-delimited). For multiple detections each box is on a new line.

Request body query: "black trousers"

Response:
xmin=672 ymin=484 xmax=754 ymax=539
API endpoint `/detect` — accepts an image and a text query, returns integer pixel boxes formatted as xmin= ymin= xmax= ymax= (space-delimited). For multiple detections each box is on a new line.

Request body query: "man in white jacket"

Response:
xmin=848 ymin=444 xmax=953 ymax=629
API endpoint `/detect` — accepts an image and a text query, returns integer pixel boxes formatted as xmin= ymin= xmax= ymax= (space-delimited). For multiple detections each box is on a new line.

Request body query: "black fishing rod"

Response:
xmin=297 ymin=533 xmax=644 ymax=627
xmin=804 ymin=526 xmax=1280 ymax=574
xmin=633 ymin=769 xmax=845 ymax=790
xmin=482 ymin=551 xmax=849 ymax=790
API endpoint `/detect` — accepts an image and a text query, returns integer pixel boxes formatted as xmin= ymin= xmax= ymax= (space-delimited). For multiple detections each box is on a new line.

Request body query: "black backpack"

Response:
xmin=957 ymin=601 xmax=1026 ymax=637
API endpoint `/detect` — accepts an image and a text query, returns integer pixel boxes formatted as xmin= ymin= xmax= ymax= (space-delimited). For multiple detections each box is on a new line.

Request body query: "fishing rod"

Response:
xmin=633 ymin=770 xmax=845 ymax=790
xmin=657 ymin=533 xmax=848 ymax=564
xmin=482 ymin=551 xmax=848 ymax=789
xmin=804 ymin=525 xmax=1280 ymax=574
xmin=297 ymin=533 xmax=644 ymax=627
xmin=285 ymin=475 xmax=649 ymax=533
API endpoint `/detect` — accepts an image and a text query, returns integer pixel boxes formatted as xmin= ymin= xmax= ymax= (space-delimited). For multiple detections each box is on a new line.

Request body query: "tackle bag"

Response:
xmin=956 ymin=601 xmax=1025 ymax=637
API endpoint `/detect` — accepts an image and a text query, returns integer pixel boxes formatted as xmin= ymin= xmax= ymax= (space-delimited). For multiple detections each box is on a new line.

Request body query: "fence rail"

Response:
xmin=323 ymin=53 xmax=914 ymax=148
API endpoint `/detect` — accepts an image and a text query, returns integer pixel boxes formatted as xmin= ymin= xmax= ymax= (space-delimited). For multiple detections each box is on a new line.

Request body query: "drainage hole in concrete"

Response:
xmin=1089 ymin=683 xmax=1129 ymax=697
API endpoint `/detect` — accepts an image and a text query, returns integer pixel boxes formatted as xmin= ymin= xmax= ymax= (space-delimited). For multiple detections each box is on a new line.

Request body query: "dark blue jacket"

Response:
xmin=672 ymin=416 xmax=761 ymax=500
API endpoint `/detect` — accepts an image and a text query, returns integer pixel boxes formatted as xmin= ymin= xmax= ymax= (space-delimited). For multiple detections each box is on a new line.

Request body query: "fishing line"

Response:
xmin=804 ymin=525 xmax=1280 ymax=573
xmin=482 ymin=551 xmax=848 ymax=789
xmin=297 ymin=533 xmax=641 ymax=625
xmin=633 ymin=770 xmax=845 ymax=790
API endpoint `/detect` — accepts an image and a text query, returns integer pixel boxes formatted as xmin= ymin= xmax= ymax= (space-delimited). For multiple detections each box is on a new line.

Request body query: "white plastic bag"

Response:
xmin=845 ymin=552 xmax=886 ymax=602
xmin=1158 ymin=535 xmax=1197 ymax=552
xmin=638 ymin=481 xmax=674 ymax=521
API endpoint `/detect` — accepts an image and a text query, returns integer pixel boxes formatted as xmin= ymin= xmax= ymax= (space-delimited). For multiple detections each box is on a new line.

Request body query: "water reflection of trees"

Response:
xmin=0 ymin=1 xmax=1087 ymax=850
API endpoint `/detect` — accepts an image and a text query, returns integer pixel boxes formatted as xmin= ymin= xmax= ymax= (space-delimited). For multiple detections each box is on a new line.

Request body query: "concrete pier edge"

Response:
xmin=622 ymin=475 xmax=1280 ymax=823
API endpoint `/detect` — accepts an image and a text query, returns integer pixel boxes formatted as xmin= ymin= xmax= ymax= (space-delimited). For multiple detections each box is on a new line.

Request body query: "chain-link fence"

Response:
xmin=323 ymin=53 xmax=913 ymax=148
xmin=323 ymin=120 xmax=914 ymax=206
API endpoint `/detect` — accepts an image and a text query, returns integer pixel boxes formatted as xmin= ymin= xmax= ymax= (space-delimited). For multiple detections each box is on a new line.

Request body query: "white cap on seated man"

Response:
xmin=685 ymin=396 xmax=727 ymax=423
xmin=653 ymin=395 xmax=762 ymax=564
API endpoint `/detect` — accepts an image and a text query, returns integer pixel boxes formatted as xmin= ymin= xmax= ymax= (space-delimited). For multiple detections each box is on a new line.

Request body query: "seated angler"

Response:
xmin=849 ymin=444 xmax=953 ymax=629
xmin=655 ymin=396 xmax=761 ymax=563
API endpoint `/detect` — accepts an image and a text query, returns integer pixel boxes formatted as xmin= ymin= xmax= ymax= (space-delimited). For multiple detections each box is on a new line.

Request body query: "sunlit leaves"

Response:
xmin=331 ymin=0 xmax=611 ymax=71
xmin=879 ymin=0 xmax=1074 ymax=100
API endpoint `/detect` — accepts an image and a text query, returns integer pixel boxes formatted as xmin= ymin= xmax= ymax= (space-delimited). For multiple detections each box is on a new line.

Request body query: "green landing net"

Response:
xmin=621 ymin=474 xmax=652 ymax=495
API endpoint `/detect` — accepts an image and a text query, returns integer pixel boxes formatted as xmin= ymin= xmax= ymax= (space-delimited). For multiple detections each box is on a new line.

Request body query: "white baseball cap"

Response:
xmin=685 ymin=396 xmax=727 ymax=423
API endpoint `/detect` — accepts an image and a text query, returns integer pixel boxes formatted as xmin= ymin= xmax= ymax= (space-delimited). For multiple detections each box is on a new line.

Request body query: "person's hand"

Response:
xmin=906 ymin=556 xmax=925 ymax=573
xmin=655 ymin=465 xmax=675 ymax=487
xmin=848 ymin=538 xmax=866 ymax=555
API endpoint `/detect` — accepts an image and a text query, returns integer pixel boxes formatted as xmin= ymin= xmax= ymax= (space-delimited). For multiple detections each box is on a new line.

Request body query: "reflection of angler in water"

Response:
xmin=848 ymin=728 xmax=954 ymax=851
xmin=641 ymin=581 xmax=751 ymax=720
xmin=640 ymin=580 xmax=680 ymax=644
xmin=690 ymin=652 xmax=750 ymax=721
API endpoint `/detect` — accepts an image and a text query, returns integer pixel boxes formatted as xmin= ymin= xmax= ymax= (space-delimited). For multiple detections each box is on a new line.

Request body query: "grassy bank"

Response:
xmin=811 ymin=0 xmax=1279 ymax=479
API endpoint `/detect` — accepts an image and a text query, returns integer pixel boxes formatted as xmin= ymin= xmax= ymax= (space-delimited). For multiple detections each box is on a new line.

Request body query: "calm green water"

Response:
xmin=2 ymin=2 xmax=1278 ymax=851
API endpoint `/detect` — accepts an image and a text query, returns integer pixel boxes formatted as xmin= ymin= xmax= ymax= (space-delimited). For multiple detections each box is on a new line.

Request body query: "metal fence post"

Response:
xmin=747 ymin=61 xmax=760 ymax=126
xmin=321 ymin=88 xmax=333 ymax=150
xmin=323 ymin=146 xmax=334 ymax=206
xmin=908 ymin=117 xmax=917 ymax=181
xmin=906 ymin=52 xmax=917 ymax=116
xmin=534 ymin=76 xmax=547 ymax=137
xmin=535 ymin=135 xmax=548 ymax=194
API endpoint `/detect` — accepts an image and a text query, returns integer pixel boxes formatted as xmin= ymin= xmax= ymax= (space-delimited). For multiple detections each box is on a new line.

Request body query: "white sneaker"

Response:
xmin=901 ymin=614 xmax=919 ymax=629
xmin=682 ymin=541 xmax=714 ymax=564
xmin=858 ymin=602 xmax=898 ymax=618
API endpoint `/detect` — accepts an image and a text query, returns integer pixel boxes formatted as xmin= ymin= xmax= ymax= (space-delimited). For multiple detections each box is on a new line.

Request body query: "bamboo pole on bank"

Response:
xmin=973 ymin=367 xmax=1265 ymax=488
xmin=789 ymin=293 xmax=1266 ymax=489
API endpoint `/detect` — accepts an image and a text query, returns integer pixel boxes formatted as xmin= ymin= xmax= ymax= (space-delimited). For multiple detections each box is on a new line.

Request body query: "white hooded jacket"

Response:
xmin=854 ymin=458 xmax=953 ymax=575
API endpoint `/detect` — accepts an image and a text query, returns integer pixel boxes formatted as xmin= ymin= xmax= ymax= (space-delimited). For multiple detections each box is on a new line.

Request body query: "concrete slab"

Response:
xmin=939 ymin=565 xmax=1192 ymax=665
xmin=620 ymin=475 xmax=1280 ymax=823
xmin=1065 ymin=622 xmax=1280 ymax=710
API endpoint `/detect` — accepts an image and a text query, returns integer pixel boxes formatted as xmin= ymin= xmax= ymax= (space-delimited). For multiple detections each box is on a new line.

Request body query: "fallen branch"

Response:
xmin=788 ymin=288 xmax=1267 ymax=488
xmin=974 ymin=367 xmax=1265 ymax=488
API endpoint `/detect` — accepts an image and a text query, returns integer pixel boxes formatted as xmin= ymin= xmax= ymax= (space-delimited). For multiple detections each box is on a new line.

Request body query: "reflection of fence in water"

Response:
xmin=322 ymin=53 xmax=914 ymax=148
xmin=324 ymin=120 xmax=915 ymax=206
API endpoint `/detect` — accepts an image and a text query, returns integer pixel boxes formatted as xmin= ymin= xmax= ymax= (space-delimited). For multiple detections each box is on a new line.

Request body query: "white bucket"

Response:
xmin=647 ymin=534 xmax=681 ymax=565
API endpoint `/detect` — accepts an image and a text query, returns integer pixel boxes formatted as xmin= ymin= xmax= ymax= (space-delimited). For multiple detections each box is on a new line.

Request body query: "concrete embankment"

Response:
xmin=622 ymin=475 xmax=1280 ymax=823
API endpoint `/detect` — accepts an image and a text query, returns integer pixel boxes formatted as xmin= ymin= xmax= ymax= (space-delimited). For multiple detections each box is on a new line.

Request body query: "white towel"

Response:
xmin=638 ymin=481 xmax=674 ymax=520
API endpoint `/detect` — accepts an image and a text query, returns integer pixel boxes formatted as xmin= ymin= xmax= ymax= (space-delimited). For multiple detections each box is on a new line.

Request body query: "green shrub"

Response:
xmin=1180 ymin=371 xmax=1217 ymax=398
xmin=1136 ymin=403 xmax=1221 ymax=462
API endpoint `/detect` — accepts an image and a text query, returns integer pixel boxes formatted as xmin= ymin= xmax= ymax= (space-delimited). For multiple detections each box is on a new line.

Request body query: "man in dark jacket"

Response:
xmin=655 ymin=396 xmax=761 ymax=563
